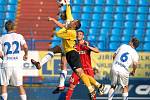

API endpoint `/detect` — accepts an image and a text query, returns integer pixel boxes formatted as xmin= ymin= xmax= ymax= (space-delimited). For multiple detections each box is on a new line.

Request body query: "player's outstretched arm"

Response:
xmin=66 ymin=4 xmax=73 ymax=21
xmin=48 ymin=17 xmax=64 ymax=28
xmin=0 ymin=52 xmax=3 ymax=60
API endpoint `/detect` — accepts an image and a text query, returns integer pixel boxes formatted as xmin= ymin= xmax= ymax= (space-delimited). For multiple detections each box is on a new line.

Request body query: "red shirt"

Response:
xmin=75 ymin=41 xmax=92 ymax=70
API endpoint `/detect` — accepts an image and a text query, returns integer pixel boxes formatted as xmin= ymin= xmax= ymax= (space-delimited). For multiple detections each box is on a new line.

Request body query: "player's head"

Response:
xmin=5 ymin=20 xmax=15 ymax=32
xmin=76 ymin=30 xmax=84 ymax=41
xmin=60 ymin=10 xmax=67 ymax=20
xmin=129 ymin=37 xmax=140 ymax=49
xmin=70 ymin=20 xmax=81 ymax=30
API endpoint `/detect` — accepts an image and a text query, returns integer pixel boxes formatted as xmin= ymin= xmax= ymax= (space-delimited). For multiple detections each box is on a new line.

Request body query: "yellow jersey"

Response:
xmin=56 ymin=5 xmax=76 ymax=53
xmin=56 ymin=27 xmax=76 ymax=53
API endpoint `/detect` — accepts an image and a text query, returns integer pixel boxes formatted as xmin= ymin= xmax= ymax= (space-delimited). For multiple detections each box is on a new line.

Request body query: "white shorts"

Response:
xmin=110 ymin=67 xmax=129 ymax=88
xmin=0 ymin=61 xmax=23 ymax=86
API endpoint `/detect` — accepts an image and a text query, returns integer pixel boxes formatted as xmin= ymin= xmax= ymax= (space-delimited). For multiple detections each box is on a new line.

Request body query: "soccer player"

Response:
xmin=55 ymin=4 xmax=105 ymax=100
xmin=48 ymin=14 xmax=68 ymax=93
xmin=0 ymin=20 xmax=28 ymax=100
xmin=31 ymin=8 xmax=71 ymax=94
xmin=31 ymin=1 xmax=73 ymax=94
xmin=65 ymin=30 xmax=100 ymax=100
xmin=108 ymin=37 xmax=139 ymax=100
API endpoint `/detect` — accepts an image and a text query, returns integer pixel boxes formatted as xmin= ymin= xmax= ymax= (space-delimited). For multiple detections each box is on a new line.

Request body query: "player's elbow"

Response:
xmin=0 ymin=52 xmax=3 ymax=59
xmin=113 ymin=53 xmax=117 ymax=60
xmin=95 ymin=48 xmax=100 ymax=53
xmin=55 ymin=32 xmax=59 ymax=37
xmin=22 ymin=44 xmax=28 ymax=51
xmin=24 ymin=44 xmax=28 ymax=49
xmin=93 ymin=49 xmax=100 ymax=53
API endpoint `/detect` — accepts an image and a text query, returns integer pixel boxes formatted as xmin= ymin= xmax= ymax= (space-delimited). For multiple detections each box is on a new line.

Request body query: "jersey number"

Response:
xmin=4 ymin=41 xmax=19 ymax=54
xmin=120 ymin=52 xmax=129 ymax=62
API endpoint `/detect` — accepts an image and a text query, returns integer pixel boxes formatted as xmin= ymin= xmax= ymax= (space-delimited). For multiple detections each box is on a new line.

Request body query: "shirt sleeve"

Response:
xmin=115 ymin=44 xmax=122 ymax=54
xmin=132 ymin=52 xmax=139 ymax=63
xmin=56 ymin=28 xmax=76 ymax=40
xmin=19 ymin=34 xmax=26 ymax=45
xmin=66 ymin=5 xmax=74 ymax=21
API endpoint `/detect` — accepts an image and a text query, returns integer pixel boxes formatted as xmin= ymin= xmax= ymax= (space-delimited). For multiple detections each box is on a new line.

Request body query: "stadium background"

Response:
xmin=0 ymin=0 xmax=150 ymax=100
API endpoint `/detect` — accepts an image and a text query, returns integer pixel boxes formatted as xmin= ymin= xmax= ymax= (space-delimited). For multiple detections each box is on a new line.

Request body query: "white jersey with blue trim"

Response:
xmin=0 ymin=32 xmax=26 ymax=62
xmin=112 ymin=44 xmax=139 ymax=72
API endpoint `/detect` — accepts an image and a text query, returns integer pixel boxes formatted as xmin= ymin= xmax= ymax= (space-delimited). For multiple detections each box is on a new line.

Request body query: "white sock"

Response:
xmin=59 ymin=70 xmax=67 ymax=87
xmin=40 ymin=51 xmax=54 ymax=66
xmin=66 ymin=0 xmax=70 ymax=4
xmin=1 ymin=93 xmax=8 ymax=100
xmin=122 ymin=92 xmax=128 ymax=100
xmin=20 ymin=94 xmax=27 ymax=100
xmin=108 ymin=88 xmax=115 ymax=100
xmin=96 ymin=82 xmax=100 ymax=87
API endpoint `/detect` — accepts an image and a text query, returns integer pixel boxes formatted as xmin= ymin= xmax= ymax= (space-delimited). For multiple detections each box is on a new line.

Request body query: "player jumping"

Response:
xmin=65 ymin=30 xmax=100 ymax=100
xmin=108 ymin=37 xmax=139 ymax=100
xmin=31 ymin=7 xmax=70 ymax=94
xmin=55 ymin=3 xmax=105 ymax=100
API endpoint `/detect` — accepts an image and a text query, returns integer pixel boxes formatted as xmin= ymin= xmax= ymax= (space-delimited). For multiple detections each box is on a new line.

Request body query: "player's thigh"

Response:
xmin=11 ymin=66 xmax=23 ymax=86
xmin=60 ymin=54 xmax=67 ymax=69
xmin=119 ymin=72 xmax=129 ymax=88
xmin=0 ymin=64 xmax=13 ymax=85
xmin=66 ymin=50 xmax=82 ymax=71
xmin=110 ymin=69 xmax=118 ymax=85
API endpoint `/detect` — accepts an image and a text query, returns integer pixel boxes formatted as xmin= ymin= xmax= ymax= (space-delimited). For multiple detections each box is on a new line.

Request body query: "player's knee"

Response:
xmin=49 ymin=46 xmax=62 ymax=53
xmin=60 ymin=60 xmax=66 ymax=66
xmin=122 ymin=85 xmax=128 ymax=93
xmin=69 ymin=84 xmax=76 ymax=90
xmin=123 ymin=85 xmax=128 ymax=90
xmin=60 ymin=62 xmax=67 ymax=70
xmin=75 ymin=68 xmax=84 ymax=77
xmin=111 ymin=85 xmax=116 ymax=89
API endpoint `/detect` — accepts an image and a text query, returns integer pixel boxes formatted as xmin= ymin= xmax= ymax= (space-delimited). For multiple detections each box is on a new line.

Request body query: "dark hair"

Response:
xmin=5 ymin=20 xmax=15 ymax=32
xmin=75 ymin=20 xmax=81 ymax=30
xmin=131 ymin=37 xmax=140 ymax=49
xmin=76 ymin=30 xmax=84 ymax=34
xmin=60 ymin=10 xmax=67 ymax=20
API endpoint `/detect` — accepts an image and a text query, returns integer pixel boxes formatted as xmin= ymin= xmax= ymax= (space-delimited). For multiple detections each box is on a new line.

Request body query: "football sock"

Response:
xmin=59 ymin=70 xmax=67 ymax=87
xmin=108 ymin=88 xmax=115 ymax=100
xmin=122 ymin=92 xmax=128 ymax=100
xmin=65 ymin=89 xmax=73 ymax=100
xmin=80 ymin=73 xmax=94 ymax=93
xmin=1 ymin=93 xmax=7 ymax=100
xmin=40 ymin=51 xmax=54 ymax=66
xmin=87 ymin=75 xmax=101 ymax=88
xmin=20 ymin=94 xmax=27 ymax=100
